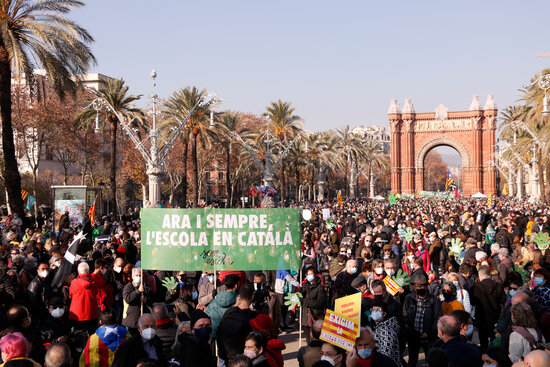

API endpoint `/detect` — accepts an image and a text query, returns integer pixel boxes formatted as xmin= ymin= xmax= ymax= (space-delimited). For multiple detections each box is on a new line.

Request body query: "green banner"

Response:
xmin=140 ymin=208 xmax=302 ymax=271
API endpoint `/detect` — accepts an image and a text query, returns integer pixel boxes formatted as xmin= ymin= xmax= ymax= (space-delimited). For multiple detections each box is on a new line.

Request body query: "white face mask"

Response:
xmin=114 ymin=266 xmax=122 ymax=273
xmin=320 ymin=355 xmax=336 ymax=366
xmin=39 ymin=270 xmax=48 ymax=278
xmin=51 ymin=307 xmax=64 ymax=319
xmin=407 ymin=255 xmax=414 ymax=262
xmin=101 ymin=268 xmax=107 ymax=275
xmin=375 ymin=268 xmax=384 ymax=275
xmin=243 ymin=349 xmax=257 ymax=359
xmin=141 ymin=327 xmax=156 ymax=341
xmin=386 ymin=269 xmax=395 ymax=277
xmin=54 ymin=261 xmax=61 ymax=268
xmin=133 ymin=276 xmax=141 ymax=285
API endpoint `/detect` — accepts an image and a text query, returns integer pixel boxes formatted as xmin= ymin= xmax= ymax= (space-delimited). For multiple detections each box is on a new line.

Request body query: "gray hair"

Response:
xmin=24 ymin=256 xmax=37 ymax=266
xmin=152 ymin=303 xmax=169 ymax=320
xmin=132 ymin=267 xmax=142 ymax=277
xmin=138 ymin=313 xmax=155 ymax=329
xmin=77 ymin=262 xmax=89 ymax=275
xmin=44 ymin=342 xmax=72 ymax=367
xmin=359 ymin=326 xmax=375 ymax=340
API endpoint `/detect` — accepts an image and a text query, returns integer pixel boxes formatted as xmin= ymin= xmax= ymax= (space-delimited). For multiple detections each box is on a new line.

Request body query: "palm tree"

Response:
xmin=0 ymin=0 xmax=95 ymax=216
xmin=78 ymin=79 xmax=141 ymax=217
xmin=265 ymin=100 xmax=302 ymax=202
xmin=336 ymin=126 xmax=362 ymax=196
xmin=164 ymin=87 xmax=211 ymax=206
xmin=304 ymin=132 xmax=338 ymax=200
xmin=214 ymin=111 xmax=250 ymax=207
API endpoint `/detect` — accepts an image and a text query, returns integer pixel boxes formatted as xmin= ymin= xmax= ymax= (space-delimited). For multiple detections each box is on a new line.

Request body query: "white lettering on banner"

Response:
xmin=204 ymin=214 xmax=269 ymax=229
xmin=144 ymin=229 xmax=294 ymax=247
xmin=328 ymin=313 xmax=355 ymax=330
xmin=320 ymin=331 xmax=353 ymax=350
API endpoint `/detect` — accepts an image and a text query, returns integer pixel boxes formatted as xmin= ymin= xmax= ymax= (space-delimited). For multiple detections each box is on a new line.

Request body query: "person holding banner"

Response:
xmin=301 ymin=266 xmax=328 ymax=344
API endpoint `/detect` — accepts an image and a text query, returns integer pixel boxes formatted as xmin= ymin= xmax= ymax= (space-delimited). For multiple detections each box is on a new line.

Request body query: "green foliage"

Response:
xmin=284 ymin=292 xmax=302 ymax=310
xmin=392 ymin=269 xmax=410 ymax=287
xmin=514 ymin=264 xmax=528 ymax=283
xmin=161 ymin=277 xmax=178 ymax=293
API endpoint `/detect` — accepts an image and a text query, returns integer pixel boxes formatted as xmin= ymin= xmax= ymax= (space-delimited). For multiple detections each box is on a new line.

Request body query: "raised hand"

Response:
xmin=388 ymin=194 xmax=398 ymax=205
xmin=161 ymin=276 xmax=178 ymax=293
xmin=392 ymin=269 xmax=410 ymax=287
xmin=284 ymin=292 xmax=303 ymax=311
xmin=533 ymin=232 xmax=550 ymax=251
xmin=449 ymin=238 xmax=464 ymax=256
xmin=404 ymin=228 xmax=414 ymax=243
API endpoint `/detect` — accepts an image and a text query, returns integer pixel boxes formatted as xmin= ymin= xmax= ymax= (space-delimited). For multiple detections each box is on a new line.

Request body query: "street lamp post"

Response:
xmin=230 ymin=120 xmax=301 ymax=206
xmin=89 ymin=71 xmax=217 ymax=208
xmin=524 ymin=73 xmax=550 ymax=116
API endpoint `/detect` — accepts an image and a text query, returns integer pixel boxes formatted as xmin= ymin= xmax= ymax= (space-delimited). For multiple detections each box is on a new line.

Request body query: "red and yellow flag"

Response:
xmin=88 ymin=195 xmax=98 ymax=226
xmin=337 ymin=192 xmax=343 ymax=206
xmin=487 ymin=194 xmax=493 ymax=208
xmin=21 ymin=189 xmax=28 ymax=200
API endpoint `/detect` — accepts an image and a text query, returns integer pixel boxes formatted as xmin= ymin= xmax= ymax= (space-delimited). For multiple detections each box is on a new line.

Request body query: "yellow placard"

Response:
xmin=334 ymin=292 xmax=362 ymax=337
xmin=320 ymin=310 xmax=359 ymax=352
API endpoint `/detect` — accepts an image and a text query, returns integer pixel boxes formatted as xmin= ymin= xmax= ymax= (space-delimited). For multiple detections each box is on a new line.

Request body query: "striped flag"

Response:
xmin=445 ymin=170 xmax=454 ymax=191
xmin=88 ymin=195 xmax=98 ymax=226
xmin=487 ymin=194 xmax=493 ymax=208
xmin=337 ymin=191 xmax=343 ymax=206
xmin=21 ymin=189 xmax=28 ymax=200
xmin=79 ymin=325 xmax=130 ymax=367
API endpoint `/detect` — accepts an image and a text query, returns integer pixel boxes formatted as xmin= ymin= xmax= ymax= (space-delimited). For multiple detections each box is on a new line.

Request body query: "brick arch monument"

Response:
xmin=388 ymin=95 xmax=497 ymax=197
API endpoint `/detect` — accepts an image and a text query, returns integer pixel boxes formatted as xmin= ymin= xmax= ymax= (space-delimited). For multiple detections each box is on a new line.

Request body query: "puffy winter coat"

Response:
xmin=206 ymin=290 xmax=238 ymax=337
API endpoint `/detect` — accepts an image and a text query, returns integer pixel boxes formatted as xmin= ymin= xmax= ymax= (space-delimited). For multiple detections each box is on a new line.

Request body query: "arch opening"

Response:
xmin=423 ymin=145 xmax=462 ymax=192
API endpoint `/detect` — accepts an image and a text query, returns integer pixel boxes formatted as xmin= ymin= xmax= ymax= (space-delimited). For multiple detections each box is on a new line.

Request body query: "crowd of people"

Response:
xmin=1 ymin=196 xmax=550 ymax=367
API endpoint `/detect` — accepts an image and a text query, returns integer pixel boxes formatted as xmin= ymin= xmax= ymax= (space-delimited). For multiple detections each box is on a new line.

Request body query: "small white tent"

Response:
xmin=373 ymin=195 xmax=385 ymax=200
xmin=471 ymin=192 xmax=487 ymax=198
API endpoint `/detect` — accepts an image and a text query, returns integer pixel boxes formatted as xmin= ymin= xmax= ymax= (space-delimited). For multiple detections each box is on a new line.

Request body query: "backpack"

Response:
xmin=512 ymin=326 xmax=545 ymax=350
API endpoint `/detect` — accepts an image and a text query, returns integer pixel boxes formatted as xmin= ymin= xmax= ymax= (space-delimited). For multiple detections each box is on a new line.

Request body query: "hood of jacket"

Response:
xmin=77 ymin=273 xmax=95 ymax=288
xmin=216 ymin=290 xmax=238 ymax=307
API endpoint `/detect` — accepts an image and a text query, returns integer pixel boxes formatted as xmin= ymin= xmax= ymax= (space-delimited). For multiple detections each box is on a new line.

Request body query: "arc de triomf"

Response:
xmin=388 ymin=95 xmax=497 ymax=197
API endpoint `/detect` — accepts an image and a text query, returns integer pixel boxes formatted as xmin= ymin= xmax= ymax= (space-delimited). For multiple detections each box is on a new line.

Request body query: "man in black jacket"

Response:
xmin=435 ymin=315 xmax=482 ymax=367
xmin=112 ymin=313 xmax=164 ymax=367
xmin=152 ymin=303 xmax=177 ymax=359
xmin=471 ymin=265 xmax=505 ymax=350
xmin=403 ymin=275 xmax=442 ymax=367
xmin=217 ymin=283 xmax=258 ymax=362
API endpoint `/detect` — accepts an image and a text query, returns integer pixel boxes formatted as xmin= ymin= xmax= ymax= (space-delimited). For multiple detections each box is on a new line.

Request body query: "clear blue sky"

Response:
xmin=72 ymin=0 xmax=550 ymax=131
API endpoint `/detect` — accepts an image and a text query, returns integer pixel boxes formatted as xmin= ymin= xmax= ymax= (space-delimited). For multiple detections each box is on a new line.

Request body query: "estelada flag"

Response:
xmin=487 ymin=194 xmax=493 ymax=208
xmin=21 ymin=189 xmax=28 ymax=200
xmin=88 ymin=195 xmax=98 ymax=226
xmin=337 ymin=192 xmax=343 ymax=206
xmin=445 ymin=170 xmax=454 ymax=191
xmin=79 ymin=325 xmax=130 ymax=367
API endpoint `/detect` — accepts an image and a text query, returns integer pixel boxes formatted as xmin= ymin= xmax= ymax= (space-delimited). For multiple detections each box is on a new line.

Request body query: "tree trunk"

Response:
xmin=546 ymin=160 xmax=550 ymax=200
xmin=280 ymin=161 xmax=285 ymax=203
xmin=538 ymin=148 xmax=545 ymax=202
xmin=109 ymin=119 xmax=118 ymax=218
xmin=181 ymin=139 xmax=188 ymax=207
xmin=0 ymin=47 xmax=24 ymax=217
xmin=226 ymin=145 xmax=231 ymax=208
xmin=192 ymin=132 xmax=199 ymax=206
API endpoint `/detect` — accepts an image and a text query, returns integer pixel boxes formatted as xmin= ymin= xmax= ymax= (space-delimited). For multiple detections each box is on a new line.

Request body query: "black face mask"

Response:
xmin=442 ymin=292 xmax=454 ymax=301
xmin=415 ymin=288 xmax=428 ymax=297
xmin=374 ymin=295 xmax=384 ymax=302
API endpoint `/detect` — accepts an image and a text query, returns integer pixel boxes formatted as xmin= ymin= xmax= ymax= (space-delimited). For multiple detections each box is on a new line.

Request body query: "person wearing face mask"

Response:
xmin=251 ymin=272 xmax=282 ymax=333
xmin=80 ymin=308 xmax=130 ymax=367
xmin=402 ymin=250 xmax=415 ymax=275
xmin=91 ymin=258 xmax=114 ymax=312
xmin=112 ymin=313 xmax=164 ymax=367
xmin=371 ymin=259 xmax=385 ymax=281
xmin=242 ymin=332 xmax=269 ymax=367
xmin=27 ymin=262 xmax=53 ymax=322
xmin=531 ymin=268 xmax=550 ymax=314
xmin=169 ymin=284 xmax=197 ymax=323
xmin=450 ymin=310 xmax=475 ymax=342
xmin=434 ymin=315 xmax=482 ymax=367
xmin=39 ymin=297 xmax=70 ymax=344
xmin=441 ymin=282 xmax=465 ymax=315
xmin=332 ymin=260 xmax=359 ymax=300
xmin=319 ymin=342 xmax=346 ymax=367
xmin=169 ymin=310 xmax=216 ymax=367
xmin=122 ymin=267 xmax=151 ymax=335
xmin=369 ymin=300 xmax=401 ymax=367
xmin=403 ymin=275 xmax=442 ymax=367
xmin=345 ymin=327 xmax=397 ymax=367
xmin=446 ymin=273 xmax=472 ymax=314
xmin=198 ymin=271 xmax=226 ymax=308
xmin=301 ymin=267 xmax=327 ymax=344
